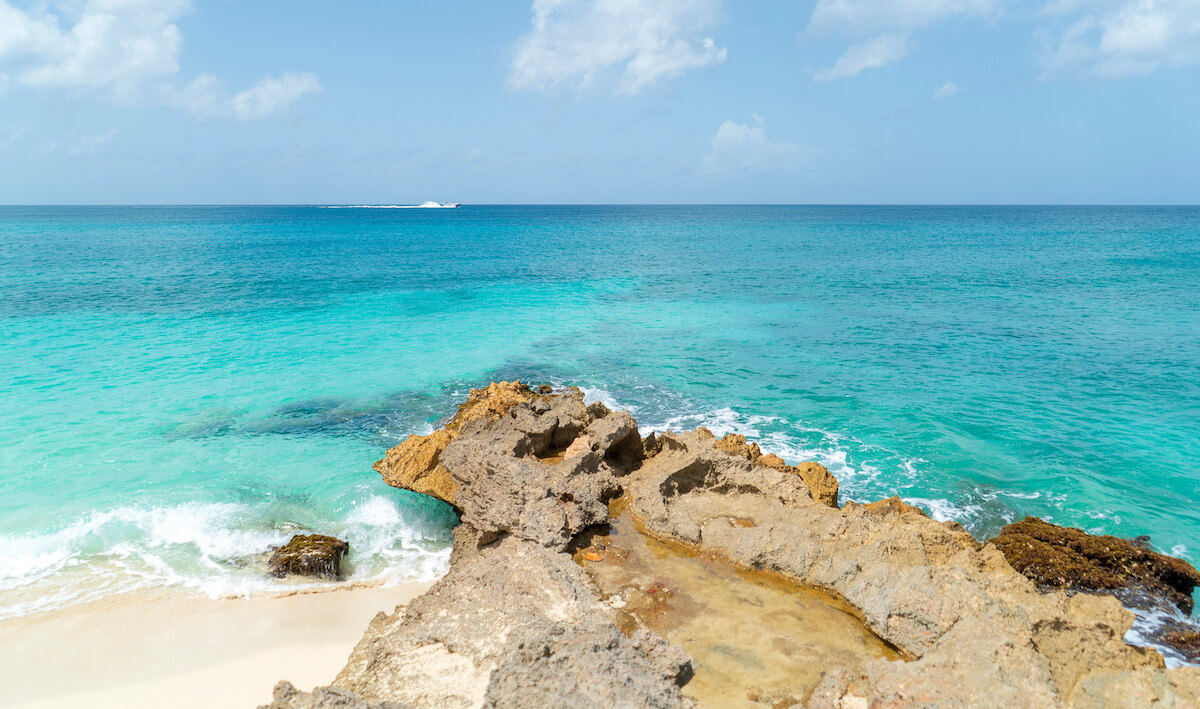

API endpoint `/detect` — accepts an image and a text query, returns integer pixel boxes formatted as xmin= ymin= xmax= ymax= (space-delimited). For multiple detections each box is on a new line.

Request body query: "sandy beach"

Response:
xmin=0 ymin=583 xmax=431 ymax=709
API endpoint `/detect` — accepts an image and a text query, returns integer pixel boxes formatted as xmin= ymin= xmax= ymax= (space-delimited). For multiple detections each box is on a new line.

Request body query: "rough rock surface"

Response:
xmin=372 ymin=381 xmax=541 ymax=507
xmin=372 ymin=429 xmax=457 ymax=503
xmin=990 ymin=516 xmax=1200 ymax=613
xmin=268 ymin=534 xmax=349 ymax=580
xmin=261 ymin=682 xmax=407 ymax=708
xmin=711 ymin=432 xmax=839 ymax=508
xmin=271 ymin=384 xmax=1200 ymax=708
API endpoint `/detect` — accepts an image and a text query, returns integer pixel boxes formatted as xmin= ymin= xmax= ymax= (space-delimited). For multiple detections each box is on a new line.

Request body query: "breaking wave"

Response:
xmin=0 ymin=492 xmax=453 ymax=621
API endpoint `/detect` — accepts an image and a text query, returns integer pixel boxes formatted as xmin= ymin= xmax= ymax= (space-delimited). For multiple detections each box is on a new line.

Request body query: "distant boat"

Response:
xmin=322 ymin=202 xmax=461 ymax=209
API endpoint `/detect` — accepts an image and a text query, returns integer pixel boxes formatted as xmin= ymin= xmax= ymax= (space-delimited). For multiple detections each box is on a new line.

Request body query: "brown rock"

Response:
xmin=373 ymin=381 xmax=543 ymax=506
xmin=538 ymin=384 xmax=554 ymax=394
xmin=989 ymin=517 xmax=1200 ymax=613
xmin=276 ymin=537 xmax=692 ymax=708
xmin=626 ymin=428 xmax=1179 ymax=706
xmin=446 ymin=380 xmax=537 ymax=432
xmin=563 ymin=434 xmax=593 ymax=460
xmin=1163 ymin=629 xmax=1200 ymax=663
xmin=272 ymin=388 xmax=1200 ymax=709
xmin=373 ymin=429 xmax=456 ymax=505
xmin=787 ymin=461 xmax=840 ymax=508
xmin=757 ymin=453 xmax=787 ymax=469
xmin=861 ymin=495 xmax=928 ymax=518
xmin=268 ymin=534 xmax=349 ymax=580
xmin=713 ymin=434 xmax=838 ymax=507
xmin=714 ymin=433 xmax=764 ymax=461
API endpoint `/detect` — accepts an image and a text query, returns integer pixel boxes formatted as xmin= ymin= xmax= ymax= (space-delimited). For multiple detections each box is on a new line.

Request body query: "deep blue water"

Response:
xmin=1 ymin=205 xmax=1198 ymax=620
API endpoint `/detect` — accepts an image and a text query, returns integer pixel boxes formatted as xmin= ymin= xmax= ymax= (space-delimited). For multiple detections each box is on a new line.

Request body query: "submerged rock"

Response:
xmin=990 ymin=517 xmax=1200 ymax=613
xmin=268 ymin=534 xmax=349 ymax=580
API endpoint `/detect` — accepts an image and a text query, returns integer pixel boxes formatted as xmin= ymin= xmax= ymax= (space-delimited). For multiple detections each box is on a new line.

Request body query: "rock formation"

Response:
xmin=268 ymin=534 xmax=349 ymax=580
xmin=990 ymin=516 xmax=1200 ymax=613
xmin=266 ymin=383 xmax=1200 ymax=708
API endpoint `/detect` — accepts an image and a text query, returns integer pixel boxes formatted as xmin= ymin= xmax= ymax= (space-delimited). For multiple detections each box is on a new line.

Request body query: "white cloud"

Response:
xmin=510 ymin=0 xmax=727 ymax=95
xmin=932 ymin=80 xmax=963 ymax=98
xmin=813 ymin=32 xmax=911 ymax=80
xmin=805 ymin=0 xmax=1008 ymax=79
xmin=1040 ymin=0 xmax=1200 ymax=77
xmin=179 ymin=72 xmax=323 ymax=122
xmin=0 ymin=0 xmax=320 ymax=119
xmin=808 ymin=0 xmax=1006 ymax=35
xmin=704 ymin=114 xmax=804 ymax=174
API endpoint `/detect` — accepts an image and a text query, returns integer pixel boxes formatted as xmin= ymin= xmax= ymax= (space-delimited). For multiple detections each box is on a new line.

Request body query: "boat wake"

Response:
xmin=324 ymin=201 xmax=460 ymax=209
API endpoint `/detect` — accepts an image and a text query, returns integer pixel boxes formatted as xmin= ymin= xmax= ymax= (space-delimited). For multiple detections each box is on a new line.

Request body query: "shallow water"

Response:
xmin=575 ymin=502 xmax=901 ymax=705
xmin=1 ymin=205 xmax=1198 ymax=620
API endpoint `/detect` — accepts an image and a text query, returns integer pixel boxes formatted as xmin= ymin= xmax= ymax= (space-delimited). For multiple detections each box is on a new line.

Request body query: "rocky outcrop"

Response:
xmin=373 ymin=429 xmax=457 ymax=504
xmin=270 ymin=384 xmax=1200 ymax=708
xmin=372 ymin=381 xmax=542 ymax=507
xmin=711 ymin=432 xmax=839 ymax=507
xmin=269 ymin=387 xmax=691 ymax=709
xmin=990 ymin=516 xmax=1200 ymax=613
xmin=268 ymin=534 xmax=349 ymax=580
xmin=261 ymin=682 xmax=400 ymax=709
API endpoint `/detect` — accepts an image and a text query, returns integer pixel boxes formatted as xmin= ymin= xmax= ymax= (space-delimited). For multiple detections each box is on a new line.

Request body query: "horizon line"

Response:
xmin=2 ymin=203 xmax=1199 ymax=208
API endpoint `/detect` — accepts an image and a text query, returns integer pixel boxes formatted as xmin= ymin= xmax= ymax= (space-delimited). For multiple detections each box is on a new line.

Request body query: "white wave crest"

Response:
xmin=0 ymin=494 xmax=452 ymax=620
xmin=323 ymin=202 xmax=460 ymax=209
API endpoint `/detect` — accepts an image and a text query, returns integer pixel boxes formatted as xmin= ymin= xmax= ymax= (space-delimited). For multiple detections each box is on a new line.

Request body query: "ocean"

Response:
xmin=2 ymin=205 xmax=1198 ymax=622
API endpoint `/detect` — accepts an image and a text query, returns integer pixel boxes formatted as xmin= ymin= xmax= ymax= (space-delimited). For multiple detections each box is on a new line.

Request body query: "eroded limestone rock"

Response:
xmin=373 ymin=429 xmax=457 ymax=504
xmin=271 ymin=384 xmax=1200 ymax=709
xmin=332 ymin=537 xmax=691 ymax=708
xmin=372 ymin=381 xmax=544 ymax=507
xmin=713 ymin=432 xmax=839 ymax=507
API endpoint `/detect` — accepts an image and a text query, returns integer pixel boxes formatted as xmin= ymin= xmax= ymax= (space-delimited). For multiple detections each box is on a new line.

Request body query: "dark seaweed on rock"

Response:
xmin=268 ymin=534 xmax=350 ymax=580
xmin=990 ymin=517 xmax=1200 ymax=613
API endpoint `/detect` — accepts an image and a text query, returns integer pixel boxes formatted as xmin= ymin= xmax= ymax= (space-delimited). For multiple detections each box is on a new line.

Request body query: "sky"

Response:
xmin=1 ymin=0 xmax=1198 ymax=204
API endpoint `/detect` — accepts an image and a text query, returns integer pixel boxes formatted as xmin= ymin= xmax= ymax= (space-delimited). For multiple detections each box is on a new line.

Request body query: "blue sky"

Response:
xmin=1 ymin=0 xmax=1198 ymax=204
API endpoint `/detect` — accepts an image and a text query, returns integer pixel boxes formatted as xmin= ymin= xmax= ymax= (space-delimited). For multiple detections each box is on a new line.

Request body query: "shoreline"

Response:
xmin=0 ymin=582 xmax=431 ymax=709
xmin=271 ymin=381 xmax=1200 ymax=707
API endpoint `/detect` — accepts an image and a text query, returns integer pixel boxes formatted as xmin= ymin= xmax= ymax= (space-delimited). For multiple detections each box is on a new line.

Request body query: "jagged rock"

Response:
xmin=713 ymin=433 xmax=839 ymax=507
xmin=268 ymin=534 xmax=349 ymax=580
xmin=438 ymin=390 xmax=642 ymax=551
xmin=259 ymin=681 xmax=409 ymax=708
xmin=373 ymin=429 xmax=456 ymax=504
xmin=714 ymin=432 xmax=764 ymax=460
xmin=624 ymin=428 xmax=1187 ymax=706
xmin=274 ymin=537 xmax=692 ymax=708
xmin=373 ymin=381 xmax=543 ymax=506
xmin=445 ymin=380 xmax=539 ymax=433
xmin=990 ymin=517 xmax=1200 ymax=613
xmin=852 ymin=495 xmax=929 ymax=518
xmin=269 ymin=385 xmax=1200 ymax=708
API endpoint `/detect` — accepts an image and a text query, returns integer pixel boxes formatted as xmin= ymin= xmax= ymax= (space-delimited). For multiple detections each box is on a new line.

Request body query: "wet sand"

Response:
xmin=0 ymin=583 xmax=431 ymax=708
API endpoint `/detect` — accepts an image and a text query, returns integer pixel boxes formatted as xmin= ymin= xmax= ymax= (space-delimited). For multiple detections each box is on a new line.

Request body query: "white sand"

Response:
xmin=0 ymin=583 xmax=431 ymax=709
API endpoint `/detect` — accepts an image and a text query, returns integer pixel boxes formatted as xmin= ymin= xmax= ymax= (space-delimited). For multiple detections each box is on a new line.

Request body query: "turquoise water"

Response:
xmin=2 ymin=205 xmax=1198 ymax=619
